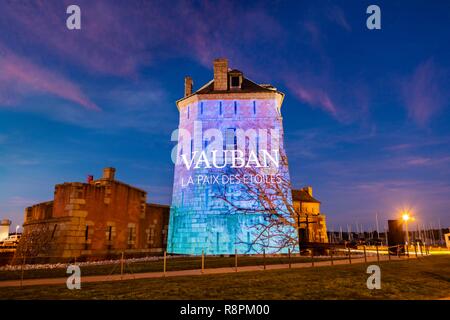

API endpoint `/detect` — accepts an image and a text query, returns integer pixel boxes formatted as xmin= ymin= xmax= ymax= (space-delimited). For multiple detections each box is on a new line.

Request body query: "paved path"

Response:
xmin=0 ymin=254 xmax=413 ymax=288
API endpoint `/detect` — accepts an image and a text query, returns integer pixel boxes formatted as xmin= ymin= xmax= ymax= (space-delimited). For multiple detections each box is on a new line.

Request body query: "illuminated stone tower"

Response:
xmin=168 ymin=59 xmax=293 ymax=255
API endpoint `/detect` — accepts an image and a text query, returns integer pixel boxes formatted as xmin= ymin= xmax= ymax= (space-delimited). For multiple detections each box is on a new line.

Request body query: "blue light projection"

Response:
xmin=168 ymin=97 xmax=295 ymax=255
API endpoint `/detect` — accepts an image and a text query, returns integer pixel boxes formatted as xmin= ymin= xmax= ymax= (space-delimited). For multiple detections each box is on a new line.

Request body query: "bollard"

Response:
xmin=347 ymin=247 xmax=352 ymax=264
xmin=311 ymin=249 xmax=314 ymax=267
xmin=120 ymin=251 xmax=124 ymax=280
xmin=388 ymin=246 xmax=391 ymax=261
xmin=419 ymin=244 xmax=423 ymax=257
xmin=414 ymin=243 xmax=418 ymax=258
xmin=201 ymin=250 xmax=205 ymax=274
xmin=330 ymin=250 xmax=334 ymax=266
xmin=20 ymin=254 xmax=26 ymax=288
xmin=376 ymin=245 xmax=380 ymax=262
xmin=406 ymin=244 xmax=410 ymax=259
xmin=235 ymin=249 xmax=238 ymax=272
xmin=263 ymin=249 xmax=266 ymax=270
xmin=288 ymin=248 xmax=291 ymax=269
xmin=363 ymin=245 xmax=367 ymax=263
xmin=163 ymin=251 xmax=167 ymax=276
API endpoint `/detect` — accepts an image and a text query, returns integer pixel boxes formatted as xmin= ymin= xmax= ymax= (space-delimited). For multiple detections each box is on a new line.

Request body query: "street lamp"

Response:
xmin=15 ymin=225 xmax=20 ymax=234
xmin=402 ymin=212 xmax=415 ymax=244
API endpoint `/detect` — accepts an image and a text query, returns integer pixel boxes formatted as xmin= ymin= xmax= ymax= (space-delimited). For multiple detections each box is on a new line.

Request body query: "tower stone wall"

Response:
xmin=168 ymin=60 xmax=295 ymax=255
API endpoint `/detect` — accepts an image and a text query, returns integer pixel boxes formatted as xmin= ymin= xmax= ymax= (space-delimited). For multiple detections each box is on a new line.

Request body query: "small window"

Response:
xmin=234 ymin=101 xmax=237 ymax=115
xmin=219 ymin=101 xmax=222 ymax=115
xmin=253 ymin=101 xmax=256 ymax=115
xmin=108 ymin=226 xmax=112 ymax=241
xmin=231 ymin=76 xmax=240 ymax=87
xmin=128 ymin=227 xmax=133 ymax=241
xmin=256 ymin=136 xmax=259 ymax=156
xmin=225 ymin=128 xmax=237 ymax=150
xmin=85 ymin=226 xmax=89 ymax=241
xmin=51 ymin=224 xmax=57 ymax=239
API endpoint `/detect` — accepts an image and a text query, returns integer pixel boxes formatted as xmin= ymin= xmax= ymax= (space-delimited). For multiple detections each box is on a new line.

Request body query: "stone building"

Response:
xmin=168 ymin=58 xmax=295 ymax=255
xmin=19 ymin=168 xmax=169 ymax=260
xmin=292 ymin=187 xmax=328 ymax=243
xmin=0 ymin=219 xmax=11 ymax=241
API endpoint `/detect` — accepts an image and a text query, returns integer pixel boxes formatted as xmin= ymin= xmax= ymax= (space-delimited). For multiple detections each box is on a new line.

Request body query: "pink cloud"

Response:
xmin=327 ymin=6 xmax=351 ymax=31
xmin=288 ymin=83 xmax=338 ymax=116
xmin=401 ymin=59 xmax=447 ymax=127
xmin=0 ymin=45 xmax=99 ymax=110
xmin=283 ymin=71 xmax=370 ymax=123
xmin=405 ymin=157 xmax=431 ymax=166
xmin=303 ymin=21 xmax=323 ymax=51
xmin=1 ymin=1 xmax=282 ymax=76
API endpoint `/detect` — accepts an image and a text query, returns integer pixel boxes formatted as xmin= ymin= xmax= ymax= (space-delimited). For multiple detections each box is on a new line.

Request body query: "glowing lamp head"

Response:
xmin=402 ymin=213 xmax=410 ymax=222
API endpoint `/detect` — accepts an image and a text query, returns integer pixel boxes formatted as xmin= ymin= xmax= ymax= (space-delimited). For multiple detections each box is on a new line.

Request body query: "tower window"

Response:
xmin=225 ymin=128 xmax=237 ymax=150
xmin=256 ymin=136 xmax=259 ymax=156
xmin=253 ymin=101 xmax=256 ymax=115
xmin=219 ymin=101 xmax=222 ymax=115
xmin=200 ymin=102 xmax=204 ymax=115
xmin=85 ymin=226 xmax=89 ymax=241
xmin=234 ymin=101 xmax=237 ymax=115
xmin=231 ymin=76 xmax=240 ymax=87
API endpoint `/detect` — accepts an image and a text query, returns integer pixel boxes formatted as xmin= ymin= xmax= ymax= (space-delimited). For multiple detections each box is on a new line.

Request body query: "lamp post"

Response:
xmin=402 ymin=212 xmax=415 ymax=245
xmin=15 ymin=225 xmax=20 ymax=235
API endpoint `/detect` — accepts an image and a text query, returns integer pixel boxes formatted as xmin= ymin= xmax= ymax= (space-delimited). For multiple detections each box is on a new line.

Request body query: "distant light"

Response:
xmin=402 ymin=213 xmax=410 ymax=222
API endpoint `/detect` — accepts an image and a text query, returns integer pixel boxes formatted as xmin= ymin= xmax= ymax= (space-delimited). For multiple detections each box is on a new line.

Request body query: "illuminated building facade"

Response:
xmin=168 ymin=59 xmax=295 ymax=255
xmin=19 ymin=168 xmax=169 ymax=261
xmin=292 ymin=187 xmax=329 ymax=243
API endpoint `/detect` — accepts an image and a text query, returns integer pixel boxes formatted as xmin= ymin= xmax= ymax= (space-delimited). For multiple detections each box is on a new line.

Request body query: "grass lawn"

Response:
xmin=1 ymin=255 xmax=449 ymax=300
xmin=0 ymin=255 xmax=337 ymax=281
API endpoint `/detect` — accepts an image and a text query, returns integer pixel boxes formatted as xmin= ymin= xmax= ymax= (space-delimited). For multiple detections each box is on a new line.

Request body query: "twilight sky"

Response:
xmin=0 ymin=0 xmax=449 ymax=231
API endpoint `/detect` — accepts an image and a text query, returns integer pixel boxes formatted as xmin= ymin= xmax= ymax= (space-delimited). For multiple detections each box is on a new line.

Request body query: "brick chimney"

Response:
xmin=103 ymin=167 xmax=116 ymax=181
xmin=305 ymin=186 xmax=313 ymax=197
xmin=184 ymin=76 xmax=193 ymax=97
xmin=213 ymin=58 xmax=228 ymax=91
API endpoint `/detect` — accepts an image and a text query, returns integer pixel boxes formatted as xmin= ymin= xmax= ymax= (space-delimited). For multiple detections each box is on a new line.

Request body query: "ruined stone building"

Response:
xmin=19 ymin=168 xmax=169 ymax=260
xmin=292 ymin=187 xmax=329 ymax=243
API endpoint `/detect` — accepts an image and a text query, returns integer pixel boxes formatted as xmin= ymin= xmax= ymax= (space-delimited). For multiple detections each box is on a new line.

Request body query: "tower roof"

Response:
xmin=178 ymin=58 xmax=284 ymax=106
xmin=292 ymin=189 xmax=321 ymax=203
xmin=194 ymin=77 xmax=278 ymax=94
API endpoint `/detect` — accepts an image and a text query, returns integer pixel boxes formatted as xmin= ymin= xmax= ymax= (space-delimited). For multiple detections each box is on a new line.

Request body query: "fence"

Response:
xmin=0 ymin=243 xmax=431 ymax=285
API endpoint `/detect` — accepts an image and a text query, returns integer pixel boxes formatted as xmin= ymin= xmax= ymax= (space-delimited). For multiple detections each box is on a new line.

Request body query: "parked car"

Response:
xmin=365 ymin=238 xmax=383 ymax=246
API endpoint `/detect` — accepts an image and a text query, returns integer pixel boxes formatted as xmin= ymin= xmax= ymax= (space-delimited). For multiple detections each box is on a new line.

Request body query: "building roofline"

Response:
xmin=176 ymin=87 xmax=285 ymax=110
xmin=147 ymin=203 xmax=170 ymax=209
xmin=55 ymin=179 xmax=147 ymax=194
